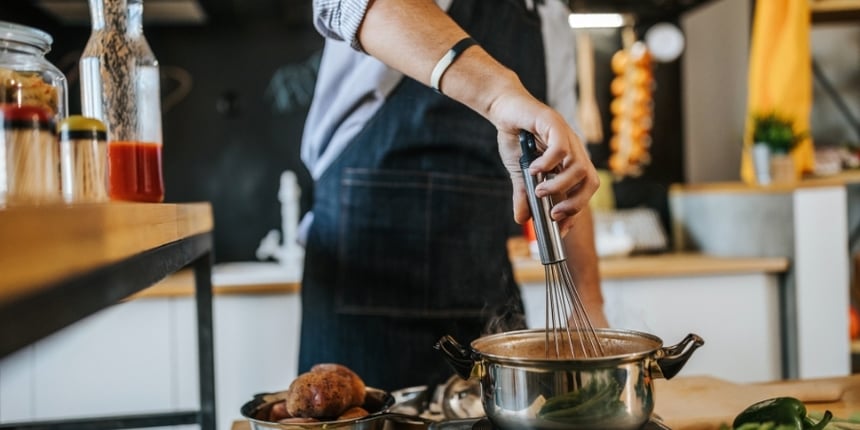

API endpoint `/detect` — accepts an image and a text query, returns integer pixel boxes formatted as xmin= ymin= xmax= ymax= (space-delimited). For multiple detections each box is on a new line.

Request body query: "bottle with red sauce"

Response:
xmin=79 ymin=0 xmax=164 ymax=202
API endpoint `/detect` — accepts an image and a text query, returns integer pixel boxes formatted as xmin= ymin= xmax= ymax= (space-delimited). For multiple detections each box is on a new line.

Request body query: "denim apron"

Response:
xmin=299 ymin=0 xmax=547 ymax=391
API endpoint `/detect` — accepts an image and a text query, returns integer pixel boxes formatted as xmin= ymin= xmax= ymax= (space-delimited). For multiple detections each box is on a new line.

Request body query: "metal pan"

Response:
xmin=241 ymin=386 xmax=432 ymax=430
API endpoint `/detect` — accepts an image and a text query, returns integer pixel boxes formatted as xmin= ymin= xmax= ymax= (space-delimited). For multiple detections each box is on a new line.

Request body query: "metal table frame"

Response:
xmin=0 ymin=233 xmax=216 ymax=430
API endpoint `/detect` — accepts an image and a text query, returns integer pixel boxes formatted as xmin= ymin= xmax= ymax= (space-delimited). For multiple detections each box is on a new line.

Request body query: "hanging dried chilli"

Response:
xmin=608 ymin=27 xmax=655 ymax=179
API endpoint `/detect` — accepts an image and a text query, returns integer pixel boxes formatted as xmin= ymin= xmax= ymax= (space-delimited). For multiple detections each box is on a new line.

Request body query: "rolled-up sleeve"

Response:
xmin=313 ymin=0 xmax=372 ymax=51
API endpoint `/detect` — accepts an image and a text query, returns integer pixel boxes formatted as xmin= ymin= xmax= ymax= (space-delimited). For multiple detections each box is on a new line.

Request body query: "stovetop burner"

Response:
xmin=421 ymin=417 xmax=670 ymax=429
xmin=389 ymin=382 xmax=671 ymax=430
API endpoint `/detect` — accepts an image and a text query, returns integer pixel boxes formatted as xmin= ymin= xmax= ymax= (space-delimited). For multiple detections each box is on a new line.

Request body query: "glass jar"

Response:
xmin=0 ymin=21 xmax=68 ymax=122
xmin=80 ymin=0 xmax=164 ymax=203
xmin=0 ymin=105 xmax=61 ymax=206
xmin=59 ymin=115 xmax=108 ymax=203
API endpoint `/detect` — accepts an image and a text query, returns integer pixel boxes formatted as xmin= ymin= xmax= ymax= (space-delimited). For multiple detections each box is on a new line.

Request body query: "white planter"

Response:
xmin=752 ymin=143 xmax=771 ymax=185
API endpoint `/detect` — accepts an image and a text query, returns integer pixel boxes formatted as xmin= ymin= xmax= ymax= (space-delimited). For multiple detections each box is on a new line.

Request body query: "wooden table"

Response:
xmin=0 ymin=202 xmax=216 ymax=430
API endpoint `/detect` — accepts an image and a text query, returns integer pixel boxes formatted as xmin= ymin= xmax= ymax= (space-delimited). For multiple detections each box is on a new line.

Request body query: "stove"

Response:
xmin=422 ymin=417 xmax=670 ymax=429
xmin=388 ymin=384 xmax=672 ymax=430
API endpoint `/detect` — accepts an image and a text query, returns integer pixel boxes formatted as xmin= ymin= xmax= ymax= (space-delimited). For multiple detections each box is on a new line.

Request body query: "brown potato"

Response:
xmin=286 ymin=370 xmax=355 ymax=418
xmin=310 ymin=363 xmax=366 ymax=406
xmin=268 ymin=400 xmax=291 ymax=422
xmin=338 ymin=406 xmax=369 ymax=420
xmin=278 ymin=417 xmax=319 ymax=424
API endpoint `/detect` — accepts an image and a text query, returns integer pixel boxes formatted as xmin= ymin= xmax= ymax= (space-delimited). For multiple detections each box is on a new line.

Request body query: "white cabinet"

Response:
xmin=0 ymin=294 xmax=301 ymax=430
xmin=521 ymin=271 xmax=783 ymax=383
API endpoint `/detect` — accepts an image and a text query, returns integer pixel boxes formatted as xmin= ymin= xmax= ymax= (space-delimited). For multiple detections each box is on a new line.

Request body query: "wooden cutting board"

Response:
xmin=655 ymin=375 xmax=860 ymax=430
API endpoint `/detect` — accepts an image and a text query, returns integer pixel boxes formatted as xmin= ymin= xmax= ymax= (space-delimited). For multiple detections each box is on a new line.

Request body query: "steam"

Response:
xmin=483 ymin=296 xmax=528 ymax=335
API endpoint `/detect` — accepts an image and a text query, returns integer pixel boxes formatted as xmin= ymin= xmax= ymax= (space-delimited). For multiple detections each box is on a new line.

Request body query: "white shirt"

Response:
xmin=302 ymin=0 xmax=579 ymax=180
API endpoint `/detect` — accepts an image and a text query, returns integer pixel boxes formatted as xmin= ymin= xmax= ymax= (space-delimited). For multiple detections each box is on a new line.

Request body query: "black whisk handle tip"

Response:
xmin=519 ymin=130 xmax=538 ymax=165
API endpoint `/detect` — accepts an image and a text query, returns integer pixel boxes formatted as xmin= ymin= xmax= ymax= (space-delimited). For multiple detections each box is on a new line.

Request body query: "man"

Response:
xmin=298 ymin=0 xmax=606 ymax=390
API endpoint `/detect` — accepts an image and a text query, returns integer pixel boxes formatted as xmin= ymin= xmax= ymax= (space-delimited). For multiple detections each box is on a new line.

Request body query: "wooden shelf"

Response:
xmin=0 ymin=202 xmax=216 ymax=430
xmin=811 ymin=0 xmax=860 ymax=22
xmin=0 ymin=202 xmax=212 ymax=306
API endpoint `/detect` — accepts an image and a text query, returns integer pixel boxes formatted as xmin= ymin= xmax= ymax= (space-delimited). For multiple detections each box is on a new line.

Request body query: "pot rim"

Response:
xmin=469 ymin=328 xmax=665 ymax=367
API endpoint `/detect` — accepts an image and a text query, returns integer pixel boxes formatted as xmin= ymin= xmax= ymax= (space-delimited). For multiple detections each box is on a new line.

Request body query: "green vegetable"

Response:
xmin=732 ymin=397 xmax=834 ymax=430
xmin=538 ymin=376 xmax=626 ymax=425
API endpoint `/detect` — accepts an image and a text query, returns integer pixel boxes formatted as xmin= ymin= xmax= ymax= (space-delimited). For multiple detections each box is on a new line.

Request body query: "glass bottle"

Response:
xmin=80 ymin=0 xmax=164 ymax=203
xmin=0 ymin=20 xmax=68 ymax=122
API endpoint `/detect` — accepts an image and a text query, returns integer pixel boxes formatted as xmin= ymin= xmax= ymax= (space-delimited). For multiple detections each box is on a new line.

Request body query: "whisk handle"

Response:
xmin=518 ymin=130 xmax=566 ymax=264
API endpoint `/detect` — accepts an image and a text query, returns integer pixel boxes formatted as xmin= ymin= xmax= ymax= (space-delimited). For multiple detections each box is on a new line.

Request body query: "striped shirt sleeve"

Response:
xmin=312 ymin=0 xmax=372 ymax=51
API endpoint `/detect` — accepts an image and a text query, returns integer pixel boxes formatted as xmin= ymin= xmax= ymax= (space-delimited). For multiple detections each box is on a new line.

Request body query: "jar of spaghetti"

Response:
xmin=59 ymin=116 xmax=108 ymax=203
xmin=79 ymin=0 xmax=164 ymax=203
xmin=0 ymin=104 xmax=60 ymax=206
xmin=0 ymin=21 xmax=68 ymax=122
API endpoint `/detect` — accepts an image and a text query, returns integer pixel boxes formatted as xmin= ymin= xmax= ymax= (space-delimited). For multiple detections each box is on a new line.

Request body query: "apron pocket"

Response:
xmin=335 ymin=168 xmax=515 ymax=318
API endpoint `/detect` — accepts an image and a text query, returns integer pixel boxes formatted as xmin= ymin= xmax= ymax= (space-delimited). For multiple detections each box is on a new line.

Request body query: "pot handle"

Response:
xmin=652 ymin=333 xmax=705 ymax=380
xmin=435 ymin=335 xmax=478 ymax=380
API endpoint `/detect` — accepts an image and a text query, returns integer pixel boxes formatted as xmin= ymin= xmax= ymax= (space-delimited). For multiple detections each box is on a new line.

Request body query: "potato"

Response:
xmin=310 ymin=363 xmax=366 ymax=406
xmin=278 ymin=417 xmax=319 ymax=424
xmin=268 ymin=400 xmax=290 ymax=422
xmin=286 ymin=370 xmax=355 ymax=418
xmin=338 ymin=406 xmax=369 ymax=420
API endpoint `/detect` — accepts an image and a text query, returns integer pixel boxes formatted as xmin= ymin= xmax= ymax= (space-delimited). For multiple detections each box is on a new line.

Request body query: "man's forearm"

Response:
xmin=357 ymin=0 xmax=523 ymax=121
xmin=564 ymin=208 xmax=608 ymax=328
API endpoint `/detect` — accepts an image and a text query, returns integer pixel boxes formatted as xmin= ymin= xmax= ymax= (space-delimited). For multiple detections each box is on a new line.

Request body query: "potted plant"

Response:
xmin=751 ymin=112 xmax=807 ymax=184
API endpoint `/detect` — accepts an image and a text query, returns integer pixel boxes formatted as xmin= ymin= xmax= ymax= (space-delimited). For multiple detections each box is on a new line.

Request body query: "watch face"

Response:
xmin=645 ymin=23 xmax=686 ymax=62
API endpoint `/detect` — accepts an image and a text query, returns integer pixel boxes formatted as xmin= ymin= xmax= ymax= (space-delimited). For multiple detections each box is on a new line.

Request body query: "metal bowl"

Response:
xmin=240 ymin=386 xmax=395 ymax=430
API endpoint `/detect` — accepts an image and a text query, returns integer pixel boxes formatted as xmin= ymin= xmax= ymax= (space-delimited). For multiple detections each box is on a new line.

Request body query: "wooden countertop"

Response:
xmin=0 ymin=202 xmax=213 ymax=305
xmin=137 ymin=252 xmax=789 ymax=299
xmin=670 ymin=169 xmax=860 ymax=195
xmin=513 ymin=252 xmax=789 ymax=284
xmin=655 ymin=374 xmax=860 ymax=429
xmin=134 ymin=262 xmax=300 ymax=299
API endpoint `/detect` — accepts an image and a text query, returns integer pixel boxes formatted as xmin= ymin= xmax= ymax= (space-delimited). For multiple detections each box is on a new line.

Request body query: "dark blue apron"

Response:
xmin=299 ymin=0 xmax=547 ymax=391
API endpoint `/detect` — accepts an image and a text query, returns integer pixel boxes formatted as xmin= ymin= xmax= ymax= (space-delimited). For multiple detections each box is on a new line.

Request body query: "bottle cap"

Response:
xmin=58 ymin=115 xmax=107 ymax=141
xmin=0 ymin=104 xmax=53 ymax=130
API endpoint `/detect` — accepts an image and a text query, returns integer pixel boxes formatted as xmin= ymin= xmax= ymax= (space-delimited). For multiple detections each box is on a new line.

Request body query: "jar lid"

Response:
xmin=0 ymin=104 xmax=53 ymax=130
xmin=0 ymin=21 xmax=53 ymax=53
xmin=58 ymin=115 xmax=107 ymax=141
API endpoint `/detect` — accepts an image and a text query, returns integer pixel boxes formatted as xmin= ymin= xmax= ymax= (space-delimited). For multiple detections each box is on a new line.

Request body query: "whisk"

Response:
xmin=519 ymin=130 xmax=605 ymax=359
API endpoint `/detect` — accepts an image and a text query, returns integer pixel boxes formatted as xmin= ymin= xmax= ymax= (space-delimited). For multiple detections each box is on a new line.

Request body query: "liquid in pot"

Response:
xmin=473 ymin=329 xmax=662 ymax=360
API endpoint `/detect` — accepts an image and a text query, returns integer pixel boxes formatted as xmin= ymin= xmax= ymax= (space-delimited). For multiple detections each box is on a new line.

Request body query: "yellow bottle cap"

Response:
xmin=58 ymin=115 xmax=107 ymax=141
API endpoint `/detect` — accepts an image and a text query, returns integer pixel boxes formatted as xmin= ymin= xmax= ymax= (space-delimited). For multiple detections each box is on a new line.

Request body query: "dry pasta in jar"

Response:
xmin=0 ymin=20 xmax=67 ymax=121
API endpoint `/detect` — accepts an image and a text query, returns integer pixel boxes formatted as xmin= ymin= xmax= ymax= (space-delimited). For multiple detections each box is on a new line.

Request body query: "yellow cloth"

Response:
xmin=741 ymin=0 xmax=815 ymax=184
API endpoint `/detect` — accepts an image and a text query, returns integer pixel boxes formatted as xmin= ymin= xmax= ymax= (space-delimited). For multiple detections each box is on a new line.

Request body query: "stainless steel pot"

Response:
xmin=436 ymin=328 xmax=704 ymax=430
